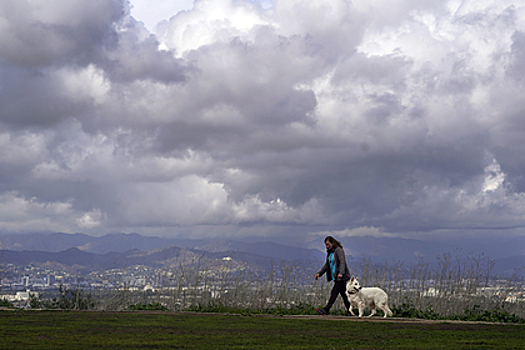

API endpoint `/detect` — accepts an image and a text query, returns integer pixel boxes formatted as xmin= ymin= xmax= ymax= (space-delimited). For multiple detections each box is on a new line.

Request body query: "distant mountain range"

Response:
xmin=0 ymin=232 xmax=523 ymax=276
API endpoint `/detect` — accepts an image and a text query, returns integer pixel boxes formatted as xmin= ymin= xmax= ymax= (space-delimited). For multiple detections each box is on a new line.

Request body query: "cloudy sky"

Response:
xmin=1 ymin=0 xmax=525 ymax=246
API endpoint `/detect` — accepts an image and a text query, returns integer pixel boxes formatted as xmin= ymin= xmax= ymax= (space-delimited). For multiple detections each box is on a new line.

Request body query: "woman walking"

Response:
xmin=315 ymin=236 xmax=351 ymax=316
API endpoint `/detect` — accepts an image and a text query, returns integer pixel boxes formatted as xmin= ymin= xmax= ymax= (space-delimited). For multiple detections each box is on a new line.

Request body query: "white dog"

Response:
xmin=345 ymin=277 xmax=393 ymax=318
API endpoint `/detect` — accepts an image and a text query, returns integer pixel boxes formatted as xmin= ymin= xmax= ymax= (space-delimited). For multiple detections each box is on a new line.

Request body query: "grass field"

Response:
xmin=1 ymin=310 xmax=524 ymax=349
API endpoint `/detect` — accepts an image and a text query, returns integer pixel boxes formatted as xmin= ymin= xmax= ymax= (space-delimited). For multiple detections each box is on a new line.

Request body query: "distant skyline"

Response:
xmin=1 ymin=0 xmax=525 ymax=250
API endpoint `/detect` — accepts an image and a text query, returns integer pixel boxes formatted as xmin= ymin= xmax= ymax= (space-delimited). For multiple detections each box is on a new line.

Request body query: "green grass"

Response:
xmin=1 ymin=310 xmax=524 ymax=349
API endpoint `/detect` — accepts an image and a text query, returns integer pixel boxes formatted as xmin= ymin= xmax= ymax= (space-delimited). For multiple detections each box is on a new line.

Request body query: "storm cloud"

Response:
xmin=1 ymin=0 xmax=525 ymax=244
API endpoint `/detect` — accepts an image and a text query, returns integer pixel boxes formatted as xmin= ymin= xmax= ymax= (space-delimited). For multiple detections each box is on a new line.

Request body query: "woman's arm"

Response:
xmin=317 ymin=260 xmax=329 ymax=278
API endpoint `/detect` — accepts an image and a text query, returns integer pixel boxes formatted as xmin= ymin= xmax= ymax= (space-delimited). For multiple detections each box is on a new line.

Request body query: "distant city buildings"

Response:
xmin=45 ymin=274 xmax=56 ymax=286
xmin=1 ymin=290 xmax=39 ymax=308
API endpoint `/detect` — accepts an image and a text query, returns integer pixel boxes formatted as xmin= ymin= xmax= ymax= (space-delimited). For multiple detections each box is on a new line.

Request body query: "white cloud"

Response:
xmin=56 ymin=65 xmax=110 ymax=105
xmin=315 ymin=226 xmax=400 ymax=239
xmin=0 ymin=130 xmax=48 ymax=165
xmin=130 ymin=0 xmax=194 ymax=33
xmin=113 ymin=175 xmax=227 ymax=226
xmin=483 ymin=159 xmax=505 ymax=192
xmin=232 ymin=195 xmax=326 ymax=224
xmin=76 ymin=209 xmax=105 ymax=229
xmin=159 ymin=0 xmax=270 ymax=56
xmin=0 ymin=192 xmax=74 ymax=232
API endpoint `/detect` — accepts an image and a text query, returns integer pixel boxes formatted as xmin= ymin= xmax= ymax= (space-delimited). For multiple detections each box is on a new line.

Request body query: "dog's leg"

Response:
xmin=384 ymin=304 xmax=393 ymax=317
xmin=378 ymin=305 xmax=388 ymax=318
xmin=377 ymin=300 xmax=393 ymax=318
xmin=365 ymin=300 xmax=376 ymax=318
xmin=357 ymin=303 xmax=364 ymax=318
xmin=347 ymin=301 xmax=355 ymax=316
xmin=379 ymin=297 xmax=393 ymax=318
xmin=348 ymin=307 xmax=355 ymax=316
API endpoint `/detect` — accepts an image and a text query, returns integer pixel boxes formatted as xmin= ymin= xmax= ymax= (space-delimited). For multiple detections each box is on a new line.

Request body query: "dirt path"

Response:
xmin=176 ymin=311 xmax=521 ymax=326
xmin=3 ymin=309 xmax=521 ymax=326
xmin=280 ymin=315 xmax=505 ymax=325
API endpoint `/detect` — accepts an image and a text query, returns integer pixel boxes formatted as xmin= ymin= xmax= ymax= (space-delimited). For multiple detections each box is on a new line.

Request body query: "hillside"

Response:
xmin=0 ymin=232 xmax=524 ymax=276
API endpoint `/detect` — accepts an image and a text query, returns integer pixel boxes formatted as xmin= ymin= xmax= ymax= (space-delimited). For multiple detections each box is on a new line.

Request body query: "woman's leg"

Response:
xmin=339 ymin=283 xmax=351 ymax=311
xmin=323 ymin=280 xmax=347 ymax=313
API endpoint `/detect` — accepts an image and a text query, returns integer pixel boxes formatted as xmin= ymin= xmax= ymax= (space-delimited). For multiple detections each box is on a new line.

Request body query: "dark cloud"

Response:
xmin=0 ymin=65 xmax=92 ymax=128
xmin=508 ymin=30 xmax=525 ymax=83
xmin=101 ymin=17 xmax=188 ymax=83
xmin=0 ymin=0 xmax=123 ymax=68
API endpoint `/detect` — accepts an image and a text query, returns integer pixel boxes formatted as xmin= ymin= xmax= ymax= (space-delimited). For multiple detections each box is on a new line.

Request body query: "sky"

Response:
xmin=1 ymin=0 xmax=525 ymax=247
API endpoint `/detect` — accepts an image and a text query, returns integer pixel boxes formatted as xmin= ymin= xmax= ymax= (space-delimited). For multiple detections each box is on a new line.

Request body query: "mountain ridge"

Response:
xmin=1 ymin=232 xmax=524 ymax=275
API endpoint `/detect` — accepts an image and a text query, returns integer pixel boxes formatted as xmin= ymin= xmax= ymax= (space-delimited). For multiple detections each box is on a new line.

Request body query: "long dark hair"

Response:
xmin=324 ymin=236 xmax=343 ymax=250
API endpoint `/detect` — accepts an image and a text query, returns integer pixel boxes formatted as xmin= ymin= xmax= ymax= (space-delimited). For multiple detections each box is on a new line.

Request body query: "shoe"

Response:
xmin=316 ymin=308 xmax=328 ymax=316
xmin=345 ymin=312 xmax=353 ymax=317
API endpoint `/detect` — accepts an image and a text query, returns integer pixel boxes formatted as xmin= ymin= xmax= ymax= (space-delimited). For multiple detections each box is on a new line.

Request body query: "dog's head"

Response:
xmin=346 ymin=276 xmax=361 ymax=294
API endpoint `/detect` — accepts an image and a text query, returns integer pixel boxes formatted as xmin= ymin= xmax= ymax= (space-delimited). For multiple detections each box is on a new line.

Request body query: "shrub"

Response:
xmin=392 ymin=298 xmax=442 ymax=320
xmin=44 ymin=285 xmax=96 ymax=310
xmin=0 ymin=298 xmax=14 ymax=309
xmin=29 ymin=293 xmax=43 ymax=309
xmin=128 ymin=302 xmax=169 ymax=311
xmin=455 ymin=305 xmax=525 ymax=324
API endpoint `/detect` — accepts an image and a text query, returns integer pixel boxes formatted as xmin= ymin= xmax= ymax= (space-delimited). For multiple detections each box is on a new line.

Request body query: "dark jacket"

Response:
xmin=317 ymin=246 xmax=351 ymax=282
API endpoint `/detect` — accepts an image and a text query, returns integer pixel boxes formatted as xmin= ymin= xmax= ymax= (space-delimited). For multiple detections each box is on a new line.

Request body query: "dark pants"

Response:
xmin=323 ymin=280 xmax=350 ymax=313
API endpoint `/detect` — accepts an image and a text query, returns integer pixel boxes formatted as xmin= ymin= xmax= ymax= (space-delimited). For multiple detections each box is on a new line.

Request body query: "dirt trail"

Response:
xmin=177 ymin=312 xmax=521 ymax=326
xmin=280 ymin=315 xmax=505 ymax=325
